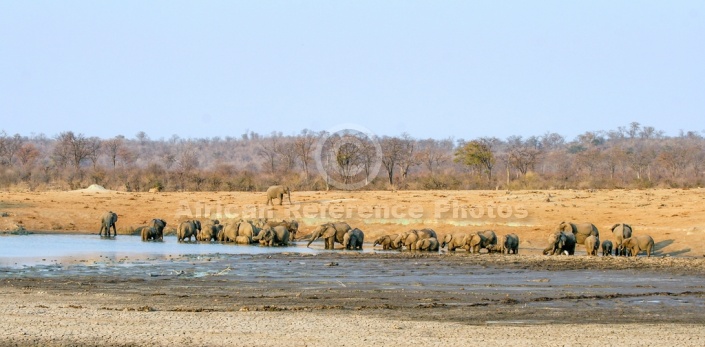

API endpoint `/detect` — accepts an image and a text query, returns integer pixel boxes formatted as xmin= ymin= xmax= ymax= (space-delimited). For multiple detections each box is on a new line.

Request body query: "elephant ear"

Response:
xmin=610 ymin=223 xmax=620 ymax=231
xmin=322 ymin=226 xmax=337 ymax=238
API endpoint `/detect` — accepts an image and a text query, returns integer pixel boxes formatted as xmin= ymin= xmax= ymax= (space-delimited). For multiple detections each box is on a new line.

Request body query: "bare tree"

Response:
xmin=398 ymin=134 xmax=419 ymax=185
xmin=507 ymin=136 xmax=542 ymax=176
xmin=0 ymin=132 xmax=23 ymax=166
xmin=294 ymin=129 xmax=318 ymax=182
xmin=418 ymin=139 xmax=452 ymax=176
xmin=53 ymin=131 xmax=92 ymax=172
xmin=380 ymin=136 xmax=404 ymax=186
xmin=86 ymin=137 xmax=102 ymax=169
xmin=104 ymin=136 xmax=125 ymax=168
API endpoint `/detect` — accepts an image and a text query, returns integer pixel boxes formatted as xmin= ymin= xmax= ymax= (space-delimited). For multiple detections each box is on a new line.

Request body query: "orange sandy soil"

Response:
xmin=1 ymin=188 xmax=703 ymax=257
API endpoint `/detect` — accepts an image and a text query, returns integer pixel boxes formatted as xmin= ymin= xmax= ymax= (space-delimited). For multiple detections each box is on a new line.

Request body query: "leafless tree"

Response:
xmin=380 ymin=136 xmax=404 ymax=187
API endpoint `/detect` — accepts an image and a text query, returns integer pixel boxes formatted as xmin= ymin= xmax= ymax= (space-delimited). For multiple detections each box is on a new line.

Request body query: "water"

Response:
xmin=0 ymin=233 xmax=373 ymax=267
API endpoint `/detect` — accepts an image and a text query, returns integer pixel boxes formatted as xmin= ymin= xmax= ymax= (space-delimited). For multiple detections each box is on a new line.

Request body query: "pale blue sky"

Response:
xmin=1 ymin=1 xmax=703 ymax=141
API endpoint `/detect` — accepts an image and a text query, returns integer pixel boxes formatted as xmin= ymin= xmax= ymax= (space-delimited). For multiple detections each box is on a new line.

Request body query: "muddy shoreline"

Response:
xmin=4 ymin=252 xmax=705 ymax=325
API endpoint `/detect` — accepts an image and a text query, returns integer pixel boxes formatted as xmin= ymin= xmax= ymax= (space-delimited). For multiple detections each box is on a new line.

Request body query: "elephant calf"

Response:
xmin=373 ymin=234 xmax=399 ymax=250
xmin=501 ymin=233 xmax=519 ymax=254
xmin=343 ymin=228 xmax=365 ymax=250
xmin=584 ymin=235 xmax=599 ymax=256
xmin=602 ymin=240 xmax=613 ymax=256
xmin=415 ymin=237 xmax=439 ymax=252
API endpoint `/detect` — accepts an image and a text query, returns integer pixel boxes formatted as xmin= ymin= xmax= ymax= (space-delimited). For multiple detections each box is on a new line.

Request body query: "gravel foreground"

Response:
xmin=2 ymin=302 xmax=704 ymax=347
xmin=2 ymin=252 xmax=705 ymax=346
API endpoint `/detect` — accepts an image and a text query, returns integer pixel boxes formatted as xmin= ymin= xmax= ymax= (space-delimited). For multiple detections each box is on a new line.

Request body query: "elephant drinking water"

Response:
xmin=306 ymin=222 xmax=352 ymax=249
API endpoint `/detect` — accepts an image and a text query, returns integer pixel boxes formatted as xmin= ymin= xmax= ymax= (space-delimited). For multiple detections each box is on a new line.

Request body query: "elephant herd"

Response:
xmin=542 ymin=222 xmax=655 ymax=257
xmin=99 ymin=210 xmax=655 ymax=257
xmin=102 ymin=212 xmax=299 ymax=247
xmin=371 ymin=229 xmax=519 ymax=254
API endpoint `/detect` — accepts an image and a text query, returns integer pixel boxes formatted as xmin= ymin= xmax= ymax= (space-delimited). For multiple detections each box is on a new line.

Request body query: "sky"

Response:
xmin=1 ymin=1 xmax=704 ymax=141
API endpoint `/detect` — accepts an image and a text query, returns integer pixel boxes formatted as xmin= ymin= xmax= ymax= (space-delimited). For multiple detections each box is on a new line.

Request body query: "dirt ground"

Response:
xmin=1 ymin=187 xmax=703 ymax=256
xmin=1 ymin=188 xmax=705 ymax=346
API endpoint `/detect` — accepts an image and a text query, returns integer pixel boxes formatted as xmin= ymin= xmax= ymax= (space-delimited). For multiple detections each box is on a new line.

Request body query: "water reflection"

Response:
xmin=0 ymin=233 xmax=372 ymax=267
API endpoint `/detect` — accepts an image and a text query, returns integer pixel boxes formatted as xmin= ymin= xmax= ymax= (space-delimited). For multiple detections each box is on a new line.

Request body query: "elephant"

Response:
xmin=306 ymin=222 xmax=352 ymax=249
xmin=218 ymin=222 xmax=239 ymax=242
xmin=556 ymin=221 xmax=599 ymax=245
xmin=611 ymin=223 xmax=633 ymax=256
xmin=99 ymin=211 xmax=118 ymax=237
xmin=440 ymin=233 xmax=471 ymax=252
xmin=265 ymin=219 xmax=299 ymax=240
xmin=372 ymin=234 xmax=399 ymax=250
xmin=265 ymin=185 xmax=291 ymax=205
xmin=584 ymin=235 xmax=599 ymax=256
xmin=237 ymin=220 xmax=261 ymax=243
xmin=141 ymin=218 xmax=167 ymax=241
xmin=621 ymin=235 xmax=654 ymax=257
xmin=393 ymin=229 xmax=437 ymax=251
xmin=464 ymin=230 xmax=497 ymax=254
xmin=502 ymin=233 xmax=519 ymax=254
xmin=343 ymin=228 xmax=365 ymax=250
xmin=250 ymin=218 xmax=269 ymax=229
xmin=415 ymin=237 xmax=439 ymax=252
xmin=177 ymin=220 xmax=201 ymax=242
xmin=602 ymin=240 xmax=613 ymax=256
xmin=234 ymin=235 xmax=252 ymax=244
xmin=258 ymin=225 xmax=290 ymax=246
xmin=543 ymin=231 xmax=576 ymax=255
xmin=199 ymin=220 xmax=222 ymax=242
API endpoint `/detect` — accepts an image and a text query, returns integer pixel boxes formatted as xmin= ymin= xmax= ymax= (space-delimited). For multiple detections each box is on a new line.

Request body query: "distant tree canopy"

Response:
xmin=0 ymin=123 xmax=703 ymax=192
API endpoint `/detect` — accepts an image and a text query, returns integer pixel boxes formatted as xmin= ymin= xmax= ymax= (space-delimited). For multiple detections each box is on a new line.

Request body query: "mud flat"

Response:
xmin=2 ymin=252 xmax=705 ymax=346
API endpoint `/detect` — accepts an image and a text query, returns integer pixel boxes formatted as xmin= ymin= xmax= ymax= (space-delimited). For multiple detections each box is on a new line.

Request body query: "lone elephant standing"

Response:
xmin=266 ymin=185 xmax=291 ymax=205
xmin=99 ymin=211 xmax=118 ymax=237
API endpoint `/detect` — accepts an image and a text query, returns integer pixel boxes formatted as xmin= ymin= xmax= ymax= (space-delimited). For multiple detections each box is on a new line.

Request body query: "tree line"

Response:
xmin=0 ymin=122 xmax=703 ymax=192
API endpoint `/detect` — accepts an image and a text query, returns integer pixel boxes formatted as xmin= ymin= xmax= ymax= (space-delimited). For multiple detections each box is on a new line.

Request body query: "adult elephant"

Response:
xmin=199 ymin=220 xmax=222 ymax=242
xmin=99 ymin=211 xmax=118 ymax=237
xmin=415 ymin=237 xmax=439 ymax=252
xmin=372 ymin=234 xmax=399 ymax=250
xmin=238 ymin=220 xmax=262 ymax=244
xmin=218 ymin=222 xmax=239 ymax=242
xmin=622 ymin=235 xmax=654 ymax=257
xmin=141 ymin=218 xmax=167 ymax=241
xmin=177 ymin=220 xmax=201 ymax=242
xmin=464 ymin=230 xmax=497 ymax=254
xmin=306 ymin=222 xmax=352 ymax=249
xmin=557 ymin=221 xmax=599 ymax=245
xmin=258 ymin=225 xmax=290 ymax=246
xmin=265 ymin=185 xmax=291 ymax=206
xmin=440 ymin=233 xmax=471 ymax=252
xmin=611 ymin=223 xmax=633 ymax=256
xmin=265 ymin=219 xmax=299 ymax=240
xmin=343 ymin=228 xmax=365 ymax=250
xmin=543 ymin=231 xmax=576 ymax=255
xmin=394 ymin=229 xmax=437 ymax=251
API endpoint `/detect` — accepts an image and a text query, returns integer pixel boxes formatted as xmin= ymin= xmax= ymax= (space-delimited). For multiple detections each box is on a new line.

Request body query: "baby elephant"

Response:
xmin=343 ymin=228 xmax=365 ymax=250
xmin=584 ymin=235 xmax=599 ymax=256
xmin=373 ymin=234 xmax=398 ymax=250
xmin=415 ymin=237 xmax=439 ymax=252
xmin=602 ymin=240 xmax=613 ymax=256
xmin=503 ymin=233 xmax=519 ymax=254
